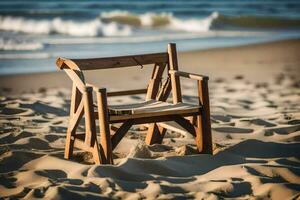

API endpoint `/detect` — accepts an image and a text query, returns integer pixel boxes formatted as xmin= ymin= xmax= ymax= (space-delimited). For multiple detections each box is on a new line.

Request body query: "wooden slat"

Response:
xmin=156 ymin=77 xmax=171 ymax=101
xmin=146 ymin=63 xmax=166 ymax=100
xmin=145 ymin=123 xmax=166 ymax=145
xmin=111 ymin=115 xmax=174 ymax=125
xmin=86 ymin=83 xmax=147 ymax=97
xmin=111 ymin=120 xmax=134 ymax=150
xmin=107 ymin=106 xmax=200 ymax=123
xmin=171 ymin=115 xmax=196 ymax=137
xmin=108 ymin=100 xmax=200 ymax=115
xmin=62 ymin=52 xmax=168 ymax=70
xmin=107 ymin=89 xmax=147 ymax=97
xmin=100 ymin=113 xmax=195 ymax=125
xmin=157 ymin=122 xmax=190 ymax=137
xmin=144 ymin=120 xmax=197 ymax=138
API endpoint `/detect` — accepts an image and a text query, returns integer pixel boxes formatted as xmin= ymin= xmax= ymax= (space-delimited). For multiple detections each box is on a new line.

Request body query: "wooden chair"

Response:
xmin=56 ymin=43 xmax=212 ymax=164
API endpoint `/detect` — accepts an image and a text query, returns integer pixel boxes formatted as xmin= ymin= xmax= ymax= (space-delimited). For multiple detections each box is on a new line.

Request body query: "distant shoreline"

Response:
xmin=1 ymin=38 xmax=299 ymax=94
xmin=1 ymin=33 xmax=300 ymax=75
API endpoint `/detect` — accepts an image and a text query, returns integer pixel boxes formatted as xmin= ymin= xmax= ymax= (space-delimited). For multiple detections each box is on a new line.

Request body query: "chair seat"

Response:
xmin=107 ymin=100 xmax=201 ymax=122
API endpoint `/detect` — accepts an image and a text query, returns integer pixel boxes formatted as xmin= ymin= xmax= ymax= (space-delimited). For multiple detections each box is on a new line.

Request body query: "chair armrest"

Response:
xmin=169 ymin=70 xmax=209 ymax=81
xmin=169 ymin=69 xmax=209 ymax=107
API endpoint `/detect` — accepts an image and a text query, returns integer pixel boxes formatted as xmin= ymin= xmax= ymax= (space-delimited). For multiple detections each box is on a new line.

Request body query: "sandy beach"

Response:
xmin=0 ymin=39 xmax=300 ymax=199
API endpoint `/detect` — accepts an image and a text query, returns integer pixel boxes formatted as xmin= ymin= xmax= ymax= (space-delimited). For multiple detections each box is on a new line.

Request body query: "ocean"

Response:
xmin=0 ymin=0 xmax=300 ymax=75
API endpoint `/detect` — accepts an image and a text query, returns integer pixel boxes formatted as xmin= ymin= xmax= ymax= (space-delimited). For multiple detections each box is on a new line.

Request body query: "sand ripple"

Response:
xmin=0 ymin=69 xmax=299 ymax=199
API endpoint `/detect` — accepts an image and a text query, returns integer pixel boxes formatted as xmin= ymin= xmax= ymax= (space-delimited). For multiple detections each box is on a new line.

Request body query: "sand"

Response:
xmin=0 ymin=39 xmax=300 ymax=199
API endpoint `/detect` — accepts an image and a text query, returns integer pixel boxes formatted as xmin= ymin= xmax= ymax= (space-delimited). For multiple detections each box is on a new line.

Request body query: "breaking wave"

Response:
xmin=101 ymin=10 xmax=300 ymax=30
xmin=100 ymin=11 xmax=218 ymax=32
xmin=0 ymin=16 xmax=132 ymax=37
xmin=0 ymin=12 xmax=219 ymax=37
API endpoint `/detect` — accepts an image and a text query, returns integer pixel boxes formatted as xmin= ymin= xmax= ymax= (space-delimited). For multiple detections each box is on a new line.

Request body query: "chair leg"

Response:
xmin=97 ymin=89 xmax=113 ymax=164
xmin=195 ymin=115 xmax=203 ymax=153
xmin=196 ymin=79 xmax=213 ymax=154
xmin=64 ymin=127 xmax=75 ymax=159
xmin=65 ymin=84 xmax=82 ymax=160
xmin=82 ymin=90 xmax=102 ymax=164
xmin=145 ymin=123 xmax=166 ymax=145
xmin=195 ymin=112 xmax=213 ymax=154
xmin=201 ymin=113 xmax=213 ymax=154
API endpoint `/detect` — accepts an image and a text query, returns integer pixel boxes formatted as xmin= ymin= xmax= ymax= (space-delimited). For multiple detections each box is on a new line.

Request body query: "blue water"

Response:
xmin=0 ymin=0 xmax=299 ymax=75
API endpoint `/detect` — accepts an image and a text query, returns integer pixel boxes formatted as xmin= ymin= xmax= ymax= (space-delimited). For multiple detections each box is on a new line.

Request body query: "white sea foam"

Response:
xmin=100 ymin=10 xmax=132 ymax=19
xmin=140 ymin=13 xmax=156 ymax=26
xmin=0 ymin=16 xmax=132 ymax=37
xmin=140 ymin=12 xmax=172 ymax=27
xmin=100 ymin=10 xmax=218 ymax=32
xmin=169 ymin=12 xmax=219 ymax=32
xmin=0 ymin=38 xmax=43 ymax=50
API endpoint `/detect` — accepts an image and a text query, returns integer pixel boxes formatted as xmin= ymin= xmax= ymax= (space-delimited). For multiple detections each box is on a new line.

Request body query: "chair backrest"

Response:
xmin=56 ymin=43 xmax=182 ymax=103
xmin=58 ymin=52 xmax=168 ymax=71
